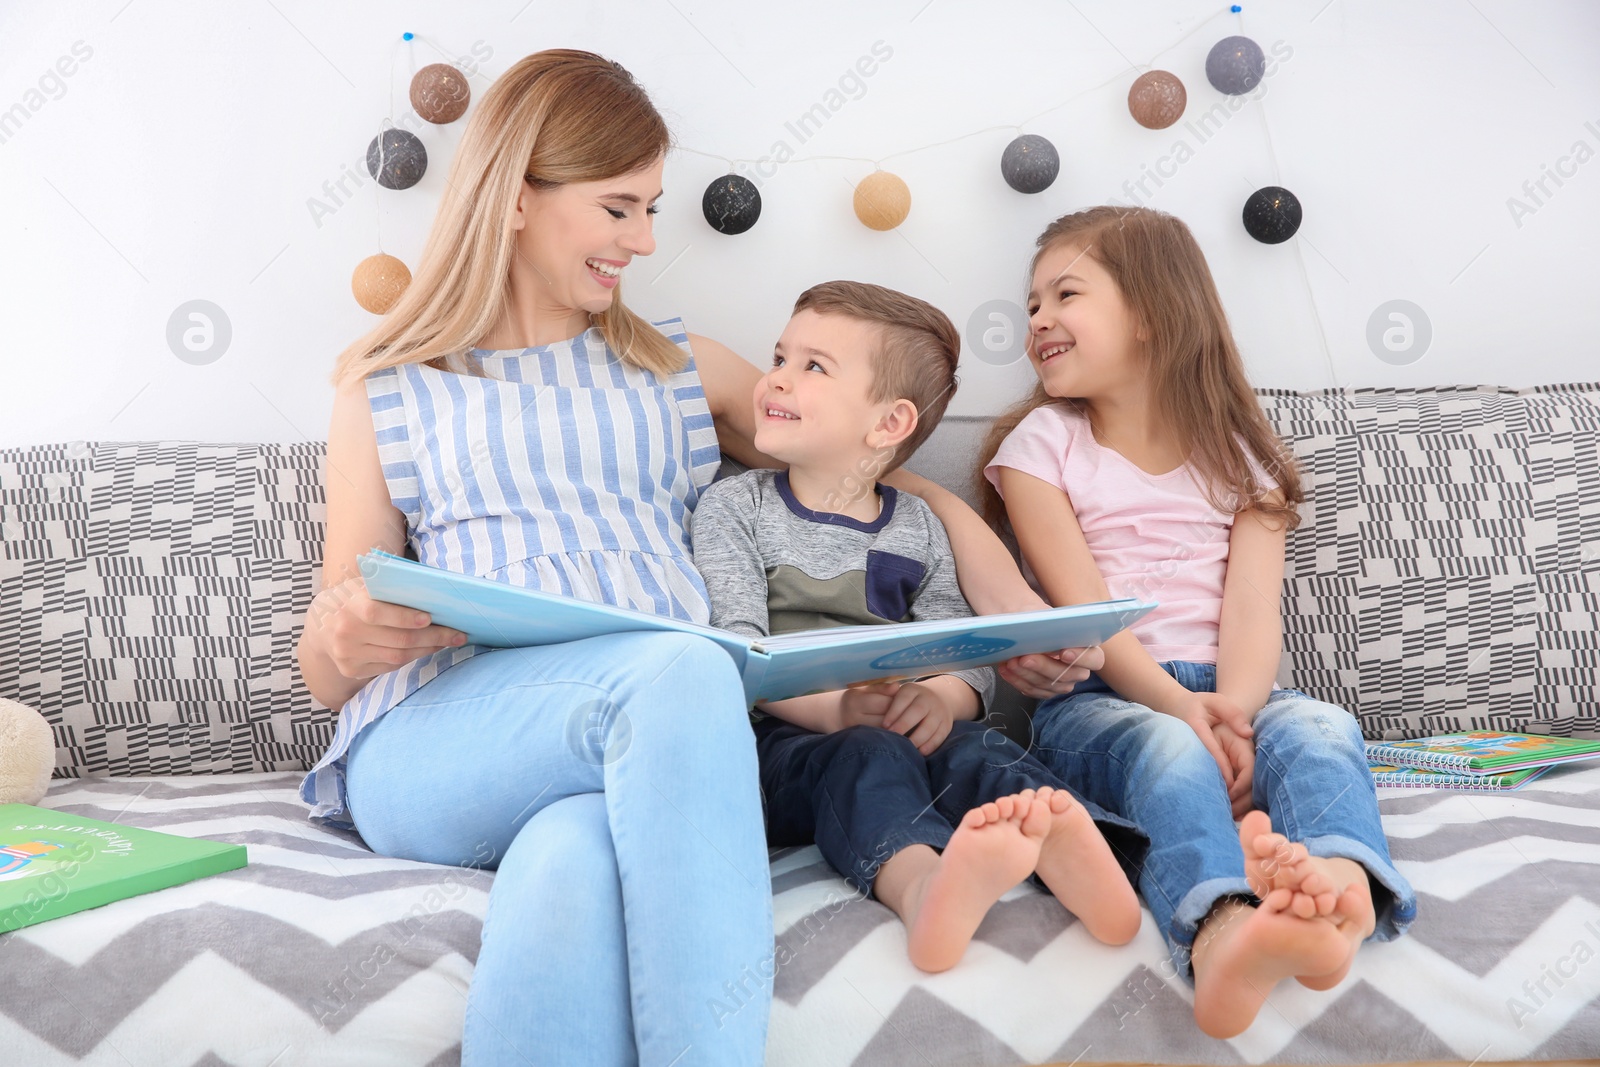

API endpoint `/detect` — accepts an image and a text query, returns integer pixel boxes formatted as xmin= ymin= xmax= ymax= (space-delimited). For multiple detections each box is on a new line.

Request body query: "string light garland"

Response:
xmin=350 ymin=32 xmax=479 ymax=311
xmin=673 ymin=7 xmax=1298 ymax=245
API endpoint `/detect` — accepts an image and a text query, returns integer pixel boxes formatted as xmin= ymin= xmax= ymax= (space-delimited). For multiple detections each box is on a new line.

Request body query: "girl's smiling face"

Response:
xmin=513 ymin=155 xmax=663 ymax=316
xmin=1026 ymin=242 xmax=1146 ymax=401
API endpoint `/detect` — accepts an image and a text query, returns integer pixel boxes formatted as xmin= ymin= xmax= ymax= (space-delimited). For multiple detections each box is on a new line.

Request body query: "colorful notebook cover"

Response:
xmin=1364 ymin=731 xmax=1600 ymax=775
xmin=357 ymin=548 xmax=1158 ymax=704
xmin=1368 ymin=762 xmax=1549 ymax=791
xmin=0 ymin=804 xmax=247 ymax=934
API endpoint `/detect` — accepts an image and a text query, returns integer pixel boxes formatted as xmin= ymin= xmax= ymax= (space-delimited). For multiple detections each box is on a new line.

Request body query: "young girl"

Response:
xmin=979 ymin=206 xmax=1416 ymax=1038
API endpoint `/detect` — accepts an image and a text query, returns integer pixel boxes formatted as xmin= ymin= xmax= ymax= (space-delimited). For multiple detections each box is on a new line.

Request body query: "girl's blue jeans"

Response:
xmin=343 ymin=632 xmax=773 ymax=1067
xmin=1031 ymin=661 xmax=1416 ymax=980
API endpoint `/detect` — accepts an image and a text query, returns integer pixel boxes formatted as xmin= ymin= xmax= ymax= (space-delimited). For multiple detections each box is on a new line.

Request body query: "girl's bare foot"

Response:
xmin=1293 ymin=857 xmax=1376 ymax=991
xmin=901 ymin=794 xmax=1051 ymax=973
xmin=1190 ymin=818 xmax=1349 ymax=1038
xmin=1237 ymin=812 xmax=1377 ymax=991
xmin=1239 ymin=810 xmax=1336 ymax=919
xmin=1030 ymin=786 xmax=1142 ymax=944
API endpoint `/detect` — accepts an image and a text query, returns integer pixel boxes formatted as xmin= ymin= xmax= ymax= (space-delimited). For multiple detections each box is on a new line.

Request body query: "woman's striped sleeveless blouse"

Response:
xmin=300 ymin=319 xmax=723 ymax=827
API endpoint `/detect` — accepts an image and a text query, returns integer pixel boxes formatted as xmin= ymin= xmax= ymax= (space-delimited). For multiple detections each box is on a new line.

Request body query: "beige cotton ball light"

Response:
xmin=352 ymin=253 xmax=412 ymax=314
xmin=853 ymin=171 xmax=911 ymax=231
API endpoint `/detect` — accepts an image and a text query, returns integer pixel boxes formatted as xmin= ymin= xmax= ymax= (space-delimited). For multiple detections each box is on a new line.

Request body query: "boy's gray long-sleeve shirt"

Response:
xmin=691 ymin=469 xmax=996 ymax=711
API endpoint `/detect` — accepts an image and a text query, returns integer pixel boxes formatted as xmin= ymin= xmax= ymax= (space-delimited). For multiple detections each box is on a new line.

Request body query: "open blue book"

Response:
xmin=358 ymin=549 xmax=1157 ymax=704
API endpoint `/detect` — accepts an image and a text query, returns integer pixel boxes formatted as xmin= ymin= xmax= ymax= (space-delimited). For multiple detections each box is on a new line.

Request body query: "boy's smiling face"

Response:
xmin=753 ymin=309 xmax=906 ymax=473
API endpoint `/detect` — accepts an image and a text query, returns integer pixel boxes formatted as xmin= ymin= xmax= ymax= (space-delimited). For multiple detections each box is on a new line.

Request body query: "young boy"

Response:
xmin=691 ymin=281 xmax=1149 ymax=972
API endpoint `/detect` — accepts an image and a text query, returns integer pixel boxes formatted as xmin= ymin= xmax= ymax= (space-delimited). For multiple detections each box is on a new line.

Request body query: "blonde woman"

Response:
xmin=295 ymin=49 xmax=1092 ymax=1066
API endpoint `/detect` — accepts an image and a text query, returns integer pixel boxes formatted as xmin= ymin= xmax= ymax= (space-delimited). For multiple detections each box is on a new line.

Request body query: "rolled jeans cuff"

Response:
xmin=1168 ymin=875 xmax=1258 ymax=983
xmin=1302 ymin=832 xmax=1418 ymax=942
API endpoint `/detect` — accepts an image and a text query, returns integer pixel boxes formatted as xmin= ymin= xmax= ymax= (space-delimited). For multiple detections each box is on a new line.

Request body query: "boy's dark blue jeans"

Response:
xmin=753 ymin=716 xmax=1149 ymax=899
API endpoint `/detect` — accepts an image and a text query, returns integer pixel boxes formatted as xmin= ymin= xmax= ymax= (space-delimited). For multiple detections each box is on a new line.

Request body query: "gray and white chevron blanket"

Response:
xmin=3 ymin=766 xmax=1597 ymax=1065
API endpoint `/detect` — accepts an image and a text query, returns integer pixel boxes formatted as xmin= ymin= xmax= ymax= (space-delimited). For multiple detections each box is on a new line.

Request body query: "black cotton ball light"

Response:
xmin=1206 ymin=35 xmax=1266 ymax=95
xmin=1242 ymin=186 xmax=1301 ymax=244
xmin=701 ymin=174 xmax=761 ymax=235
xmin=1000 ymin=134 xmax=1059 ymax=194
xmin=366 ymin=128 xmax=427 ymax=190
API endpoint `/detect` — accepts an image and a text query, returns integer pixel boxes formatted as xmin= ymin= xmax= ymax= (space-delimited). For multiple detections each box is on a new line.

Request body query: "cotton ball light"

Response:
xmin=702 ymin=174 xmax=762 ymax=235
xmin=366 ymin=128 xmax=428 ymax=190
xmin=410 ymin=63 xmax=471 ymax=124
xmin=1000 ymin=135 xmax=1060 ymax=194
xmin=1206 ymin=36 xmax=1266 ymax=95
xmin=853 ymin=171 xmax=911 ymax=231
xmin=1242 ymin=186 xmax=1302 ymax=244
xmin=1128 ymin=70 xmax=1187 ymax=129
xmin=352 ymin=253 xmax=412 ymax=314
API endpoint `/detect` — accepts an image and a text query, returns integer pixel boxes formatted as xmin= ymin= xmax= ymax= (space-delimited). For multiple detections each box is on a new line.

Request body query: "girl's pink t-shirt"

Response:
xmin=984 ymin=404 xmax=1277 ymax=665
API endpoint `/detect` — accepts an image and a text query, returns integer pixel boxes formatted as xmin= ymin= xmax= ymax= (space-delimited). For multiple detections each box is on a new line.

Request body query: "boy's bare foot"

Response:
xmin=1293 ymin=856 xmax=1376 ymax=990
xmin=1189 ymin=817 xmax=1349 ymax=1038
xmin=1239 ymin=810 xmax=1337 ymax=920
xmin=902 ymin=793 xmax=1051 ymax=973
xmin=1030 ymin=786 xmax=1142 ymax=944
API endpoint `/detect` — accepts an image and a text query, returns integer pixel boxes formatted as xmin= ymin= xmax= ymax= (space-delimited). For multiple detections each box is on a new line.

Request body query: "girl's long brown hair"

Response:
xmin=331 ymin=49 xmax=684 ymax=389
xmin=977 ymin=205 xmax=1304 ymax=531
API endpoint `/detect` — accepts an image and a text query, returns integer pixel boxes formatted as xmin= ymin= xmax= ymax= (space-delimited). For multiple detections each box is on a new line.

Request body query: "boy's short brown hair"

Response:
xmin=791 ymin=280 xmax=960 ymax=472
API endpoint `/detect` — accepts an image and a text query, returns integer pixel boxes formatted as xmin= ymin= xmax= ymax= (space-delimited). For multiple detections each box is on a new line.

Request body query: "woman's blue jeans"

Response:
xmin=1031 ymin=661 xmax=1416 ymax=980
xmin=343 ymin=632 xmax=773 ymax=1067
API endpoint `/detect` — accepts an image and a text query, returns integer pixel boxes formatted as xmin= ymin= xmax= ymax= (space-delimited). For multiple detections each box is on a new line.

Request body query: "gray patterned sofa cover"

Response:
xmin=1 ymin=383 xmax=1598 ymax=1065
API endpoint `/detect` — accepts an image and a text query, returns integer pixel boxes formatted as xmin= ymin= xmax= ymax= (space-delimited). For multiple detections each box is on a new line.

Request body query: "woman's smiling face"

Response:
xmin=513 ymin=155 xmax=664 ymax=316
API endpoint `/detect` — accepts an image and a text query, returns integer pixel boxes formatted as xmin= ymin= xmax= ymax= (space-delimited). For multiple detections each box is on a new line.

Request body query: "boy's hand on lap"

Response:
xmin=882 ymin=682 xmax=954 ymax=755
xmin=839 ymin=682 xmax=898 ymax=730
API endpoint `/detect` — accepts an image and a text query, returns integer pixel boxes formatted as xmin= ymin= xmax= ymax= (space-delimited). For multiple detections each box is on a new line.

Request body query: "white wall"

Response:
xmin=2 ymin=0 xmax=1597 ymax=447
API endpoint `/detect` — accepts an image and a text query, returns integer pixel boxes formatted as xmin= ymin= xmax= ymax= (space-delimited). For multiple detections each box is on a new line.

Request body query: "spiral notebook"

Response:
xmin=1364 ymin=731 xmax=1600 ymax=775
xmin=1368 ymin=763 xmax=1549 ymax=791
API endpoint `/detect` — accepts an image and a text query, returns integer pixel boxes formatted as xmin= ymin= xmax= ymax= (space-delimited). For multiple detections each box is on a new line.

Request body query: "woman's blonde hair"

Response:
xmin=977 ymin=205 xmax=1304 ymax=530
xmin=331 ymin=49 xmax=684 ymax=389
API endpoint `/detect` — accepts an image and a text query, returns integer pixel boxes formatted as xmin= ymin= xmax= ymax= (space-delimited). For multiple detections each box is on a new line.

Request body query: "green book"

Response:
xmin=0 ymin=803 xmax=247 ymax=934
xmin=1364 ymin=731 xmax=1600 ymax=775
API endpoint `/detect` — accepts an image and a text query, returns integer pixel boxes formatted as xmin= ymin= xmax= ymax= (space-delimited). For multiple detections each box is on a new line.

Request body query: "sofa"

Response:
xmin=2 ymin=383 xmax=1598 ymax=1065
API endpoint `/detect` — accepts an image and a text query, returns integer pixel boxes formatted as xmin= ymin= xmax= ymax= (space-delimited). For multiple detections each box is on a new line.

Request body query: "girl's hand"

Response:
xmin=1212 ymin=722 xmax=1257 ymax=819
xmin=310 ymin=576 xmax=467 ymax=682
xmin=881 ymin=682 xmax=955 ymax=755
xmin=998 ymin=645 xmax=1106 ymax=699
xmin=1168 ymin=691 xmax=1254 ymax=792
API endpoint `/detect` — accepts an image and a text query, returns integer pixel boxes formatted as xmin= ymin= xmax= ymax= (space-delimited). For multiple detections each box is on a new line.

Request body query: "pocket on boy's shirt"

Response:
xmin=864 ymin=550 xmax=927 ymax=622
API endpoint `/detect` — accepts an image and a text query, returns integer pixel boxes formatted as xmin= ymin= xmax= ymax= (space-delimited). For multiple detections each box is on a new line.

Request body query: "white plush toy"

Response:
xmin=0 ymin=697 xmax=55 ymax=806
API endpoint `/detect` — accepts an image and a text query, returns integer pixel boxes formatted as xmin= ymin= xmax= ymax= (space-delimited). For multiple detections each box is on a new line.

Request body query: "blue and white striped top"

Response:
xmin=300 ymin=318 xmax=723 ymax=827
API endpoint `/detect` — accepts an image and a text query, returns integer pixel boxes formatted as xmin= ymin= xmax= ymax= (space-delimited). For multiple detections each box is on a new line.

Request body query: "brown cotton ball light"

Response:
xmin=410 ymin=63 xmax=471 ymax=124
xmin=853 ymin=171 xmax=911 ymax=231
xmin=352 ymin=253 xmax=411 ymax=314
xmin=1128 ymin=70 xmax=1187 ymax=129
